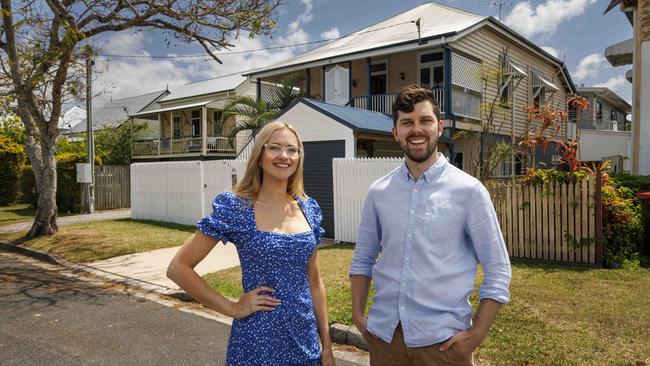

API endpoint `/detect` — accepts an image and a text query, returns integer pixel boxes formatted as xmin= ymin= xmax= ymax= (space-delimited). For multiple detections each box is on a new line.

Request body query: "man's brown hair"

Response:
xmin=392 ymin=84 xmax=441 ymax=126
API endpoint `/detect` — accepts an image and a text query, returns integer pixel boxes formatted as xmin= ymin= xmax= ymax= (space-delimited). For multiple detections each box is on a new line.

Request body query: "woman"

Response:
xmin=166 ymin=121 xmax=335 ymax=366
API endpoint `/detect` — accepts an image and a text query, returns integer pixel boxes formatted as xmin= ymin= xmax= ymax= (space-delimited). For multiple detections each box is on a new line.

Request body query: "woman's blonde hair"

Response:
xmin=233 ymin=121 xmax=306 ymax=201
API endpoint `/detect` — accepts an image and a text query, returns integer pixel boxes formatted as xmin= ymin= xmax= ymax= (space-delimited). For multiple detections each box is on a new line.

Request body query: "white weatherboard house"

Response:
xmin=130 ymin=74 xmax=256 ymax=161
xmin=246 ymin=1 xmax=577 ymax=179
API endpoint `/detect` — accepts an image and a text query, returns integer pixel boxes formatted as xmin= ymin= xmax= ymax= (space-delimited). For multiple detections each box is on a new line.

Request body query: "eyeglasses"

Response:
xmin=264 ymin=143 xmax=302 ymax=159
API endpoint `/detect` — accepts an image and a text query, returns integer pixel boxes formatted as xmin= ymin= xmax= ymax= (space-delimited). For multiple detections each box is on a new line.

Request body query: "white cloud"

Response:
xmin=573 ymin=53 xmax=606 ymax=81
xmin=541 ymin=46 xmax=560 ymax=58
xmin=503 ymin=0 xmax=597 ymax=38
xmin=320 ymin=27 xmax=340 ymax=40
xmin=594 ymin=76 xmax=627 ymax=91
xmin=92 ymin=0 xmax=317 ymax=101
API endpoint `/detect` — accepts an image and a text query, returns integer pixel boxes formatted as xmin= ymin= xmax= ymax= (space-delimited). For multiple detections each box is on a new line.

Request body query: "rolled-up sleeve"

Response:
xmin=349 ymin=188 xmax=382 ymax=278
xmin=467 ymin=182 xmax=512 ymax=304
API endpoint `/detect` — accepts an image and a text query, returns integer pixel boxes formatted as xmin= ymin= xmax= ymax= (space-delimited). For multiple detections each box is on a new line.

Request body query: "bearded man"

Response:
xmin=349 ymin=84 xmax=512 ymax=366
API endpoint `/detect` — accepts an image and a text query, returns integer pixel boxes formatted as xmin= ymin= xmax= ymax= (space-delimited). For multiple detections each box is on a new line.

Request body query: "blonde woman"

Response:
xmin=167 ymin=121 xmax=335 ymax=366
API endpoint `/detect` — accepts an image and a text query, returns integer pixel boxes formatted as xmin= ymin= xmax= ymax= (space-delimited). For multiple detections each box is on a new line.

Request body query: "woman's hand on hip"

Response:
xmin=228 ymin=286 xmax=280 ymax=319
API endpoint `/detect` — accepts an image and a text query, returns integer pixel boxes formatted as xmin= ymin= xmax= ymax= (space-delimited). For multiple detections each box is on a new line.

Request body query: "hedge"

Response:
xmin=0 ymin=135 xmax=26 ymax=205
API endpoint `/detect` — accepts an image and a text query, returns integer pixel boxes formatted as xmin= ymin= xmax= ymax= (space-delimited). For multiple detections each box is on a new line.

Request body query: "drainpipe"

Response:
xmin=366 ymin=57 xmax=371 ymax=110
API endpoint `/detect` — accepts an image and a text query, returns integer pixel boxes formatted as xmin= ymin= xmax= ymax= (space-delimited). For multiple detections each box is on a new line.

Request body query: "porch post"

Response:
xmin=201 ymin=106 xmax=207 ymax=156
xmin=322 ymin=65 xmax=326 ymax=100
xmin=348 ymin=61 xmax=352 ymax=105
xmin=169 ymin=111 xmax=173 ymax=155
xmin=157 ymin=114 xmax=161 ymax=156
xmin=306 ymin=68 xmax=311 ymax=97
xmin=256 ymin=79 xmax=261 ymax=101
xmin=442 ymin=44 xmax=457 ymax=165
xmin=366 ymin=57 xmax=371 ymax=109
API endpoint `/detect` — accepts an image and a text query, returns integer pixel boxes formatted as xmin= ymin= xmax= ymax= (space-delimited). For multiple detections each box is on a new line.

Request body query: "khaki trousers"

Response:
xmin=367 ymin=324 xmax=474 ymax=366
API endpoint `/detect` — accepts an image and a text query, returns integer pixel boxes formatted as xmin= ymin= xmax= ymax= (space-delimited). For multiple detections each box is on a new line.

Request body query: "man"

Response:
xmin=349 ymin=84 xmax=511 ymax=366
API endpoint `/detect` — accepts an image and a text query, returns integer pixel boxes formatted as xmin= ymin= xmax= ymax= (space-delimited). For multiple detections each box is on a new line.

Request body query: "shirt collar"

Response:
xmin=400 ymin=153 xmax=448 ymax=183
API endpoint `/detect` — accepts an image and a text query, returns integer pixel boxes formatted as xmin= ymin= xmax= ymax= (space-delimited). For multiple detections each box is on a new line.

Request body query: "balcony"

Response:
xmin=350 ymin=88 xmax=446 ymax=116
xmin=132 ymin=136 xmax=235 ymax=158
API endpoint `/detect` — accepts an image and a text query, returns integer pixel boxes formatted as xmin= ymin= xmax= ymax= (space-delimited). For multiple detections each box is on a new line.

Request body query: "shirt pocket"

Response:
xmin=419 ymin=205 xmax=465 ymax=244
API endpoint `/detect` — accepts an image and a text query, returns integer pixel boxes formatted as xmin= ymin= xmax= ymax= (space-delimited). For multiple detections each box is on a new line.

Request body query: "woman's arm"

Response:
xmin=307 ymin=251 xmax=335 ymax=365
xmin=167 ymin=231 xmax=280 ymax=318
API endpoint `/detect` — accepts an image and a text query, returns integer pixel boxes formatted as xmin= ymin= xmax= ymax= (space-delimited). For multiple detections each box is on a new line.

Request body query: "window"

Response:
xmin=610 ymin=110 xmax=617 ymax=122
xmin=419 ymin=52 xmax=444 ymax=90
xmin=500 ymin=82 xmax=512 ymax=106
xmin=595 ymin=101 xmax=603 ymax=120
xmin=173 ymin=115 xmax=181 ymax=138
xmin=533 ymin=87 xmax=545 ymax=109
xmin=191 ymin=109 xmax=201 ymax=137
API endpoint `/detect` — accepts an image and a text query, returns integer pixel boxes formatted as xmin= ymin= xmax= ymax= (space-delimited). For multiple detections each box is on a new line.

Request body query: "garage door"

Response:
xmin=302 ymin=140 xmax=345 ymax=239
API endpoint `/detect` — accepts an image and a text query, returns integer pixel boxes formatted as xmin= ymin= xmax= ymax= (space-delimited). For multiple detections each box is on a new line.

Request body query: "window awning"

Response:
xmin=532 ymin=71 xmax=560 ymax=91
xmin=131 ymin=100 xmax=215 ymax=118
xmin=505 ymin=59 xmax=527 ymax=77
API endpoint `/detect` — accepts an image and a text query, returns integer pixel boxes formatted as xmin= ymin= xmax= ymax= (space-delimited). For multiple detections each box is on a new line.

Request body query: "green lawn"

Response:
xmin=0 ymin=204 xmax=36 ymax=226
xmin=0 ymin=218 xmax=195 ymax=263
xmin=204 ymin=244 xmax=650 ymax=366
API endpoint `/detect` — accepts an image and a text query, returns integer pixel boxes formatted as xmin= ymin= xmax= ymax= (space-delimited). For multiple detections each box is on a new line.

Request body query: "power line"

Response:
xmin=97 ymin=20 xmax=417 ymax=60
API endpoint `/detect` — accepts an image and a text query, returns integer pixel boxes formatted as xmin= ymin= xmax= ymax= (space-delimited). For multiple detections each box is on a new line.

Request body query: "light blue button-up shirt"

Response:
xmin=349 ymin=155 xmax=511 ymax=347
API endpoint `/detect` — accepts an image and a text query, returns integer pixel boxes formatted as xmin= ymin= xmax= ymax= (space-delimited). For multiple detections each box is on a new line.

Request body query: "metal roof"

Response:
xmin=295 ymin=98 xmax=452 ymax=144
xmin=245 ymin=2 xmax=485 ymax=76
xmin=160 ymin=74 xmax=247 ymax=102
xmin=64 ymin=90 xmax=167 ymax=134
xmin=130 ymin=100 xmax=213 ymax=117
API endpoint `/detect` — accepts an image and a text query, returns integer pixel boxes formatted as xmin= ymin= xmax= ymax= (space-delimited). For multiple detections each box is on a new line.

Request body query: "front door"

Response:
xmin=325 ymin=65 xmax=350 ymax=106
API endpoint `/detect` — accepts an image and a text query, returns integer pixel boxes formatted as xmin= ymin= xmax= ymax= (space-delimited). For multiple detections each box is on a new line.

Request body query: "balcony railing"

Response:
xmin=577 ymin=119 xmax=619 ymax=131
xmin=132 ymin=136 xmax=235 ymax=157
xmin=350 ymin=88 xmax=445 ymax=116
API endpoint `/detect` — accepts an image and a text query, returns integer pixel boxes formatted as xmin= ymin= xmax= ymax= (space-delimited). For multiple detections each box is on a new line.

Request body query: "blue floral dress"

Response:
xmin=197 ymin=191 xmax=325 ymax=366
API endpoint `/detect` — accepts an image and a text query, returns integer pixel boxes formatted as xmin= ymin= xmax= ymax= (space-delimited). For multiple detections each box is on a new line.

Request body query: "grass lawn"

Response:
xmin=0 ymin=204 xmax=36 ymax=226
xmin=204 ymin=244 xmax=650 ymax=366
xmin=0 ymin=218 xmax=195 ymax=263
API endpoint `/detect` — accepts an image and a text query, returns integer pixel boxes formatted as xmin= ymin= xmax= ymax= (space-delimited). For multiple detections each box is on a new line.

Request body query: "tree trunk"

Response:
xmin=26 ymin=140 xmax=58 ymax=238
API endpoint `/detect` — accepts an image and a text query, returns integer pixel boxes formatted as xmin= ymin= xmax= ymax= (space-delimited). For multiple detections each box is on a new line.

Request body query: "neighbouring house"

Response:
xmin=575 ymin=86 xmax=632 ymax=174
xmin=62 ymin=90 xmax=169 ymax=142
xmin=130 ymin=74 xmax=256 ymax=161
xmin=58 ymin=106 xmax=87 ymax=134
xmin=245 ymin=1 xmax=576 ymax=180
xmin=604 ymin=0 xmax=650 ymax=175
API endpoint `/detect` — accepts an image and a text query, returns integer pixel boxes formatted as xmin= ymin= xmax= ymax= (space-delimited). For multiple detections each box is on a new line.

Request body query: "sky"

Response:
xmin=90 ymin=0 xmax=633 ymax=104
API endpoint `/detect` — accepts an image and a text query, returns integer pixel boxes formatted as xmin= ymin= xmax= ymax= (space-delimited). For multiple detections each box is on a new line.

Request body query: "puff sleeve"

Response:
xmin=197 ymin=191 xmax=242 ymax=244
xmin=307 ymin=197 xmax=326 ymax=243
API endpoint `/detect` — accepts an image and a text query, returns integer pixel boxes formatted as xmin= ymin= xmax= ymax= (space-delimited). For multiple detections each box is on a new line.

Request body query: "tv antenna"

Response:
xmin=480 ymin=1 xmax=513 ymax=21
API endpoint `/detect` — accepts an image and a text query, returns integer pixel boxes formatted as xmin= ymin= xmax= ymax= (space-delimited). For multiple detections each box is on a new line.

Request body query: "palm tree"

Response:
xmin=223 ymin=73 xmax=308 ymax=147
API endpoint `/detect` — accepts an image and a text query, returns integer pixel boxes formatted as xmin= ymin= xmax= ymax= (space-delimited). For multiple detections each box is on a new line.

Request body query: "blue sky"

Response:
xmin=93 ymin=0 xmax=632 ymax=103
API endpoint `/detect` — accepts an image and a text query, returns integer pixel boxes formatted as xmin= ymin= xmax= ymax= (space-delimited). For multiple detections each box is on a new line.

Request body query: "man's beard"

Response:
xmin=400 ymin=135 xmax=438 ymax=163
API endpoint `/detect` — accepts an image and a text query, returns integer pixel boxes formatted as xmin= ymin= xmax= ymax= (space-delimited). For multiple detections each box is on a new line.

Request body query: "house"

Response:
xmin=58 ymin=106 xmax=87 ymax=134
xmin=575 ymin=86 xmax=632 ymax=173
xmin=130 ymin=74 xmax=256 ymax=161
xmin=245 ymin=2 xmax=576 ymax=179
xmin=62 ymin=90 xmax=169 ymax=141
xmin=604 ymin=0 xmax=649 ymax=175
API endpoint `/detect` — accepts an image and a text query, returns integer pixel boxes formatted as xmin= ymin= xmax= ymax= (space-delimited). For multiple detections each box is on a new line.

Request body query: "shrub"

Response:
xmin=611 ymin=174 xmax=650 ymax=194
xmin=0 ymin=135 xmax=26 ymax=205
xmin=20 ymin=165 xmax=37 ymax=207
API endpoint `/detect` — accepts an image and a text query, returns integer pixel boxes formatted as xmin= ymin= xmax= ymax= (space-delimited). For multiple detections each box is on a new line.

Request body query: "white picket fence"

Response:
xmin=333 ymin=158 xmax=404 ymax=242
xmin=131 ymin=160 xmax=246 ymax=225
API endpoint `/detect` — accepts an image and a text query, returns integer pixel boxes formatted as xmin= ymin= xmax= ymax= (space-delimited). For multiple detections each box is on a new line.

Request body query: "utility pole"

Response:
xmin=85 ymin=46 xmax=95 ymax=213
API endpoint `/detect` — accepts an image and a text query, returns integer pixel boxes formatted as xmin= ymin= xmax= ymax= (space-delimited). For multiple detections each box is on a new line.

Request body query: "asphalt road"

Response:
xmin=0 ymin=251 xmax=364 ymax=366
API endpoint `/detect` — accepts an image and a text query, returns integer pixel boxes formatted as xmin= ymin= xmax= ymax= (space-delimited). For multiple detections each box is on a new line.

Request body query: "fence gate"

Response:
xmin=81 ymin=165 xmax=130 ymax=211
